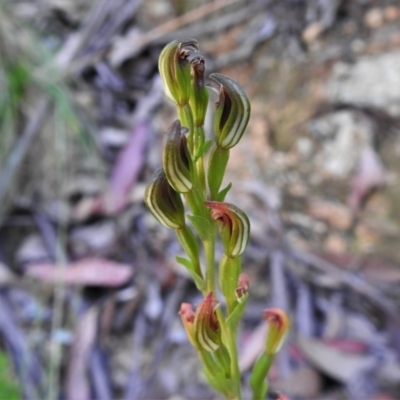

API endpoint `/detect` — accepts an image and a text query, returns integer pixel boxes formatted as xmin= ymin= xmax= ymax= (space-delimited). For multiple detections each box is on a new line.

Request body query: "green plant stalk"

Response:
xmin=203 ymin=228 xmax=216 ymax=293
xmin=250 ymin=353 xmax=274 ymax=400
xmin=219 ymin=254 xmax=241 ymax=315
xmin=216 ymin=307 xmax=242 ymax=400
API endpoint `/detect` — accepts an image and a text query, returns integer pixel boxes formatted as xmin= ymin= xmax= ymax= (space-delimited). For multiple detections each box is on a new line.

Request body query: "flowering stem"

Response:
xmin=216 ymin=307 xmax=242 ymax=400
xmin=203 ymin=231 xmax=216 ymax=293
xmin=250 ymin=353 xmax=274 ymax=400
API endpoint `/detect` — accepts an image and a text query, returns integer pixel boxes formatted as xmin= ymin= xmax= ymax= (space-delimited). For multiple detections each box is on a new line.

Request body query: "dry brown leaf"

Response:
xmin=272 ymin=365 xmax=322 ymax=398
xmin=297 ymin=335 xmax=375 ymax=382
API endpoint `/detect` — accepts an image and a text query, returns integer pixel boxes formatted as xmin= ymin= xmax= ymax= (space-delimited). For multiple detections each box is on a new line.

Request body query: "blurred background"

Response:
xmin=0 ymin=0 xmax=400 ymax=399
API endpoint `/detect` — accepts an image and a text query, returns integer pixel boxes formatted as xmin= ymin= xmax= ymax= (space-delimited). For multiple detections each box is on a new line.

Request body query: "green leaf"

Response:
xmin=187 ymin=214 xmax=212 ymax=241
xmin=218 ymin=254 xmax=241 ymax=313
xmin=202 ymin=368 xmax=237 ymax=399
xmin=207 ymin=146 xmax=229 ymax=200
xmin=176 ymin=256 xmax=205 ymax=291
xmin=194 ymin=139 xmax=212 ymax=161
xmin=250 ymin=353 xmax=274 ymax=400
xmin=226 ymin=293 xmax=249 ymax=330
xmin=216 ymin=182 xmax=232 ymax=202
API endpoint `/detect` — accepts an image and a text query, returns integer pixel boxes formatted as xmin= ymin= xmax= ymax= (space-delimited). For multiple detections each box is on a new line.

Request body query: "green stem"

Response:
xmin=216 ymin=307 xmax=242 ymax=400
xmin=250 ymin=353 xmax=274 ymax=400
xmin=203 ymin=231 xmax=216 ymax=293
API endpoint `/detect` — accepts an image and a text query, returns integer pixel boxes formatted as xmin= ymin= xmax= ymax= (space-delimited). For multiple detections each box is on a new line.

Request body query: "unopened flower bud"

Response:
xmin=235 ymin=273 xmax=250 ymax=301
xmin=264 ymin=308 xmax=290 ymax=355
xmin=190 ymin=56 xmax=209 ymax=127
xmin=204 ymin=201 xmax=250 ymax=257
xmin=194 ymin=292 xmax=221 ymax=352
xmin=163 ymin=120 xmax=193 ymax=193
xmin=159 ymin=40 xmax=199 ymax=105
xmin=208 ymin=73 xmax=250 ymax=149
xmin=144 ymin=169 xmax=185 ymax=229
xmin=179 ymin=303 xmax=196 ymax=346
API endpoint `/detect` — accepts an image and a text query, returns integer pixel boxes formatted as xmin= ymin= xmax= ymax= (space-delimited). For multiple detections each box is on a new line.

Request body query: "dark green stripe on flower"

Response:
xmin=205 ymin=201 xmax=250 ymax=257
xmin=144 ymin=169 xmax=185 ymax=229
xmin=208 ymin=73 xmax=250 ymax=149
xmin=158 ymin=40 xmax=199 ymax=106
xmin=194 ymin=292 xmax=221 ymax=352
xmin=163 ymin=120 xmax=193 ymax=193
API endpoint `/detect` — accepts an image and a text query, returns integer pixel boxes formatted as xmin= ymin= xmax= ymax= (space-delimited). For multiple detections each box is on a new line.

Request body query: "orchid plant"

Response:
xmin=145 ymin=39 xmax=290 ymax=400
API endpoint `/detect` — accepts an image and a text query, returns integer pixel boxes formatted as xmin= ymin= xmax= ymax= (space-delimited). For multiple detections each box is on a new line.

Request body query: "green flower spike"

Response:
xmin=250 ymin=308 xmax=290 ymax=400
xmin=208 ymin=73 xmax=250 ymax=150
xmin=163 ymin=120 xmax=193 ymax=193
xmin=204 ymin=201 xmax=250 ymax=258
xmin=194 ymin=292 xmax=221 ymax=352
xmin=158 ymin=39 xmax=199 ymax=106
xmin=144 ymin=169 xmax=185 ymax=229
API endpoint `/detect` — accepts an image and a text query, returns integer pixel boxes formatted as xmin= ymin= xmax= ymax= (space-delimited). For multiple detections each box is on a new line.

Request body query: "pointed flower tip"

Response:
xmin=194 ymin=292 xmax=221 ymax=352
xmin=204 ymin=201 xmax=250 ymax=257
xmin=179 ymin=303 xmax=195 ymax=322
xmin=179 ymin=302 xmax=196 ymax=346
xmin=144 ymin=169 xmax=185 ymax=229
xmin=263 ymin=308 xmax=290 ymax=355
xmin=208 ymin=72 xmax=250 ymax=149
xmin=235 ymin=272 xmax=250 ymax=300
xmin=159 ymin=40 xmax=199 ymax=105
xmin=163 ymin=120 xmax=193 ymax=193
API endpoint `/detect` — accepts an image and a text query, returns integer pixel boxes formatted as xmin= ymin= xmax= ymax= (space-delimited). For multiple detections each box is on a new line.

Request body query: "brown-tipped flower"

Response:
xmin=235 ymin=273 xmax=250 ymax=301
xmin=190 ymin=56 xmax=209 ymax=127
xmin=208 ymin=73 xmax=250 ymax=149
xmin=163 ymin=120 xmax=193 ymax=193
xmin=179 ymin=303 xmax=196 ymax=346
xmin=194 ymin=292 xmax=221 ymax=352
xmin=144 ymin=169 xmax=185 ymax=229
xmin=204 ymin=201 xmax=250 ymax=257
xmin=159 ymin=40 xmax=199 ymax=105
xmin=263 ymin=308 xmax=290 ymax=355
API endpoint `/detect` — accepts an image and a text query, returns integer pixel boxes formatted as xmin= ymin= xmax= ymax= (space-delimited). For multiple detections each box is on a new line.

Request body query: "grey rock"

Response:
xmin=327 ymin=52 xmax=400 ymax=116
xmin=309 ymin=110 xmax=374 ymax=178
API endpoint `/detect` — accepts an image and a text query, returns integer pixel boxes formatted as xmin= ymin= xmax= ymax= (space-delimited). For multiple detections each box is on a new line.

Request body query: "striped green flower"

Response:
xmin=144 ymin=169 xmax=185 ymax=229
xmin=158 ymin=40 xmax=199 ymax=106
xmin=194 ymin=292 xmax=221 ymax=352
xmin=205 ymin=201 xmax=250 ymax=257
xmin=163 ymin=120 xmax=193 ymax=193
xmin=209 ymin=73 xmax=250 ymax=149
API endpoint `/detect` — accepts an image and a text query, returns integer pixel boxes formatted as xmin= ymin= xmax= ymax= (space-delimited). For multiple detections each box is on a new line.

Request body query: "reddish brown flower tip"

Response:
xmin=235 ymin=272 xmax=250 ymax=300
xmin=194 ymin=292 xmax=221 ymax=352
xmin=263 ymin=308 xmax=290 ymax=355
xmin=179 ymin=303 xmax=195 ymax=323
xmin=204 ymin=201 xmax=250 ymax=257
